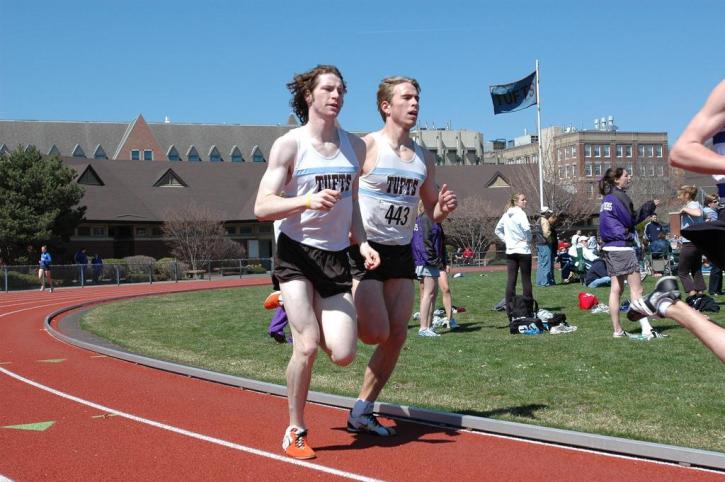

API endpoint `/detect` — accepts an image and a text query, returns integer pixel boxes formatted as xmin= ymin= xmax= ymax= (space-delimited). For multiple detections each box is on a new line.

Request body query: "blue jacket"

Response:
xmin=412 ymin=214 xmax=446 ymax=268
xmin=599 ymin=187 xmax=656 ymax=248
xmin=39 ymin=252 xmax=52 ymax=268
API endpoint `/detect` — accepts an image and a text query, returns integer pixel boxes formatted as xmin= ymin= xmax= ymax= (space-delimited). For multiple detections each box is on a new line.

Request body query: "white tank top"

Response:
xmin=278 ymin=127 xmax=359 ymax=251
xmin=358 ymin=133 xmax=428 ymax=245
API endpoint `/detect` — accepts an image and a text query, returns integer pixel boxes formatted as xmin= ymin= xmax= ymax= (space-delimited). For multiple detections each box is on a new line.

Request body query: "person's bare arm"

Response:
xmin=254 ymin=132 xmax=342 ymax=220
xmin=349 ymin=134 xmax=380 ymax=269
xmin=419 ymin=152 xmax=457 ymax=222
xmin=667 ymin=301 xmax=725 ymax=363
xmin=670 ymin=80 xmax=725 ymax=174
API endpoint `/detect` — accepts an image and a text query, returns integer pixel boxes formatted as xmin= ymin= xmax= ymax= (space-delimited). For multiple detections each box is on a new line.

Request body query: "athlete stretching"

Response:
xmin=254 ymin=65 xmax=379 ymax=459
xmin=347 ymin=76 xmax=457 ymax=435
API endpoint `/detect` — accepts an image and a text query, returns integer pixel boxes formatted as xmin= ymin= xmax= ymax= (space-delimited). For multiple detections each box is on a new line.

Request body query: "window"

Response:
xmin=638 ymin=145 xmax=645 ymax=157
xmin=585 ymin=144 xmax=592 ymax=157
xmin=557 ymin=149 xmax=562 ymax=161
xmin=258 ymin=224 xmax=273 ymax=233
xmin=584 ymin=163 xmax=593 ymax=176
xmin=594 ymin=163 xmax=602 ymax=176
xmin=135 ymin=227 xmax=147 ymax=236
xmin=648 ymin=164 xmax=655 ymax=177
xmin=646 ymin=145 xmax=654 ymax=158
xmin=152 ymin=227 xmax=163 ymax=236
xmin=603 ymin=145 xmax=610 ymax=158
xmin=616 ymin=145 xmax=623 ymax=158
xmin=656 ymin=145 xmax=663 ymax=157
xmin=239 ymin=225 xmax=253 ymax=235
xmin=48 ymin=145 xmax=61 ymax=157
xmin=209 ymin=146 xmax=222 ymax=162
xmin=594 ymin=145 xmax=601 ymax=157
xmin=143 ymin=149 xmax=153 ymax=161
xmin=639 ymin=164 xmax=646 ymax=177
xmin=625 ymin=145 xmax=632 ymax=157
xmin=92 ymin=227 xmax=106 ymax=237
xmin=252 ymin=148 xmax=265 ymax=163
xmin=559 ymin=166 xmax=564 ymax=179
xmin=94 ymin=145 xmax=107 ymax=160
xmin=604 ymin=162 xmax=611 ymax=172
xmin=168 ymin=146 xmax=180 ymax=161
xmin=230 ymin=146 xmax=243 ymax=163
xmin=72 ymin=144 xmax=86 ymax=158
xmin=627 ymin=164 xmax=633 ymax=174
xmin=589 ymin=183 xmax=596 ymax=199
xmin=657 ymin=165 xmax=664 ymax=176
xmin=226 ymin=226 xmax=236 ymax=235
xmin=187 ymin=146 xmax=200 ymax=162
xmin=571 ymin=164 xmax=578 ymax=177
xmin=131 ymin=149 xmax=140 ymax=161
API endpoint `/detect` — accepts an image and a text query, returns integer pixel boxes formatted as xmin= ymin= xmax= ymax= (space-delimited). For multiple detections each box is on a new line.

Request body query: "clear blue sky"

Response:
xmin=0 ymin=0 xmax=722 ymax=144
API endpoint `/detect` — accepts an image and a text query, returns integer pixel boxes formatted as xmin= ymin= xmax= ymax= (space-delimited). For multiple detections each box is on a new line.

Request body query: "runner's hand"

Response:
xmin=438 ymin=184 xmax=457 ymax=213
xmin=359 ymin=242 xmax=380 ymax=270
xmin=307 ymin=189 xmax=341 ymax=211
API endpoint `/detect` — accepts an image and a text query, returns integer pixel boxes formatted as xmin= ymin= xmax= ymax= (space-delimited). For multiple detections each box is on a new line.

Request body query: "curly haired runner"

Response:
xmin=254 ymin=65 xmax=380 ymax=460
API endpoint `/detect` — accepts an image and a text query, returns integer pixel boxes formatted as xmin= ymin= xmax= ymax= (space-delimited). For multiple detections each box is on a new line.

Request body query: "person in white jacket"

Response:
xmin=495 ymin=193 xmax=533 ymax=312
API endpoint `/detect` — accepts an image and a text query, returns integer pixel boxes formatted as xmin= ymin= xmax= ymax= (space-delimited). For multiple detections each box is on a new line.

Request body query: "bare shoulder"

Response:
xmin=269 ymin=128 xmax=299 ymax=166
xmin=360 ymin=131 xmax=379 ymax=174
xmin=345 ymin=131 xmax=367 ymax=163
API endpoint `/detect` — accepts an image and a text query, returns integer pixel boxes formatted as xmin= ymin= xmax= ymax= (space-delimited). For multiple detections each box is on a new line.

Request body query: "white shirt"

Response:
xmin=495 ymin=207 xmax=531 ymax=255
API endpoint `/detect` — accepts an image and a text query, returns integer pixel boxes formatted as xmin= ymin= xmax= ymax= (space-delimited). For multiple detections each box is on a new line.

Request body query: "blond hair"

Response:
xmin=677 ymin=185 xmax=697 ymax=201
xmin=376 ymin=76 xmax=421 ymax=122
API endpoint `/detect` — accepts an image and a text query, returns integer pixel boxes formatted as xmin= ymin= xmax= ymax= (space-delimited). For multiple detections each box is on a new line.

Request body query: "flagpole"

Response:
xmin=535 ymin=59 xmax=545 ymax=211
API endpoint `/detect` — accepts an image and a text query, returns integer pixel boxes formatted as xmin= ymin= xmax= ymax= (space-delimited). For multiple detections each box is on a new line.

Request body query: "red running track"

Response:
xmin=0 ymin=281 xmax=722 ymax=481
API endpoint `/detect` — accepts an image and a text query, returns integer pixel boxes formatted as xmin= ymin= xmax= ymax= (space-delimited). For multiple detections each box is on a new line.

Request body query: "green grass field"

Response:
xmin=79 ymin=272 xmax=725 ymax=452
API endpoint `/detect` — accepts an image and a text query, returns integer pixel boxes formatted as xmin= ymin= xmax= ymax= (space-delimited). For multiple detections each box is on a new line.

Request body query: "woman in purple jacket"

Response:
xmin=598 ymin=168 xmax=662 ymax=340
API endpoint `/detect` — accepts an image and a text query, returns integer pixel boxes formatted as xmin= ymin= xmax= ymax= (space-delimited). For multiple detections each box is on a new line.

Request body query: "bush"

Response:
xmin=103 ymin=258 xmax=127 ymax=280
xmin=124 ymin=255 xmax=156 ymax=275
xmin=245 ymin=264 xmax=267 ymax=274
xmin=154 ymin=258 xmax=186 ymax=281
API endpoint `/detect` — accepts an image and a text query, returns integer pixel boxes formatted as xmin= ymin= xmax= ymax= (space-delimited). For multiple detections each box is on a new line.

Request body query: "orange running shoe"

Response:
xmin=282 ymin=427 xmax=315 ymax=459
xmin=263 ymin=291 xmax=282 ymax=310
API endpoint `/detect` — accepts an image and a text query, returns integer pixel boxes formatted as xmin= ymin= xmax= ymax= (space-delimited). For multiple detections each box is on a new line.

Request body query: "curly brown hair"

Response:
xmin=286 ymin=65 xmax=346 ymax=124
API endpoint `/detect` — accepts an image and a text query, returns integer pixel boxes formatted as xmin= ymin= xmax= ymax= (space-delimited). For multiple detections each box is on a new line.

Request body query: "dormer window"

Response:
xmin=143 ymin=149 xmax=153 ymax=161
xmin=167 ymin=146 xmax=180 ymax=161
xmin=94 ymin=145 xmax=107 ymax=160
xmin=209 ymin=146 xmax=222 ymax=162
xmin=72 ymin=144 xmax=86 ymax=158
xmin=48 ymin=145 xmax=61 ymax=157
xmin=231 ymin=146 xmax=243 ymax=162
xmin=131 ymin=149 xmax=140 ymax=160
xmin=251 ymin=145 xmax=265 ymax=163
xmin=187 ymin=146 xmax=200 ymax=162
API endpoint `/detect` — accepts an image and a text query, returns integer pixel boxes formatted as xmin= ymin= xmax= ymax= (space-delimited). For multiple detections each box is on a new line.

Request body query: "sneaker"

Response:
xmin=613 ymin=330 xmax=631 ymax=338
xmin=591 ymin=303 xmax=609 ymax=314
xmin=447 ymin=318 xmax=459 ymax=330
xmin=269 ymin=331 xmax=292 ymax=344
xmin=619 ymin=300 xmax=631 ymax=312
xmin=347 ymin=411 xmax=396 ymax=436
xmin=282 ymin=428 xmax=315 ymax=459
xmin=263 ymin=291 xmax=282 ymax=310
xmin=412 ymin=311 xmax=420 ymax=321
xmin=627 ymin=276 xmax=681 ymax=321
xmin=642 ymin=330 xmax=668 ymax=341
xmin=433 ymin=308 xmax=445 ymax=317
xmin=417 ymin=328 xmax=440 ymax=337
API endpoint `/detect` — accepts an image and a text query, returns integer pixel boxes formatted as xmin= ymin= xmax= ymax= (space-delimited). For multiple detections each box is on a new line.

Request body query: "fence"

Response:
xmin=1 ymin=258 xmax=273 ymax=292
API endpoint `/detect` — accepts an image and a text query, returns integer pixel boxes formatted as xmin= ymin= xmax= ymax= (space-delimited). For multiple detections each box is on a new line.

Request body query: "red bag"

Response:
xmin=578 ymin=292 xmax=599 ymax=310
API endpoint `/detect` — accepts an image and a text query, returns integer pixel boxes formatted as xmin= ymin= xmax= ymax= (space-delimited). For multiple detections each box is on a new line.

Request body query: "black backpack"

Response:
xmin=686 ymin=294 xmax=721 ymax=313
xmin=508 ymin=295 xmax=541 ymax=334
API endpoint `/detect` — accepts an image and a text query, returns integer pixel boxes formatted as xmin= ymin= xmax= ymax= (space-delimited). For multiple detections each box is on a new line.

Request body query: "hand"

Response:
xmin=359 ymin=242 xmax=380 ymax=271
xmin=437 ymin=184 xmax=457 ymax=213
xmin=307 ymin=189 xmax=341 ymax=211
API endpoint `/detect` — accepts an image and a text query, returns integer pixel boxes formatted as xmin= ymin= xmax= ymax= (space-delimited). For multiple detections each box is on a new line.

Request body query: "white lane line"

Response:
xmin=0 ymin=367 xmax=383 ymax=482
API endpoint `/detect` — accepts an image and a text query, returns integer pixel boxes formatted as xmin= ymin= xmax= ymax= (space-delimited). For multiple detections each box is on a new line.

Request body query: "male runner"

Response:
xmin=254 ymin=65 xmax=379 ymax=459
xmin=347 ymin=76 xmax=457 ymax=435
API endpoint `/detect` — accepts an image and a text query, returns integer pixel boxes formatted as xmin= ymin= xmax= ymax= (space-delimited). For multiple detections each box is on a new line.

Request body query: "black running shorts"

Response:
xmin=349 ymin=241 xmax=416 ymax=281
xmin=274 ymin=232 xmax=352 ymax=298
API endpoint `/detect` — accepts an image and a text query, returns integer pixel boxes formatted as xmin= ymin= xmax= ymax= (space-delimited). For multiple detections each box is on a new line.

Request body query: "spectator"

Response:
xmin=650 ymin=232 xmax=671 ymax=258
xmin=462 ymin=246 xmax=474 ymax=264
xmin=495 ymin=193 xmax=532 ymax=316
xmin=38 ymin=245 xmax=53 ymax=293
xmin=570 ymin=229 xmax=582 ymax=247
xmin=583 ymin=258 xmax=611 ymax=288
xmin=676 ymin=185 xmax=705 ymax=297
xmin=598 ymin=167 xmax=662 ymax=339
xmin=534 ymin=208 xmax=554 ymax=287
xmin=703 ymin=194 xmax=723 ymax=296
xmin=547 ymin=213 xmax=559 ymax=284
xmin=557 ymin=245 xmax=575 ymax=283
xmin=74 ymin=248 xmax=89 ymax=284
xmin=412 ymin=203 xmax=448 ymax=336
xmin=587 ymin=234 xmax=599 ymax=254
xmin=91 ymin=253 xmax=103 ymax=284
xmin=644 ymin=214 xmax=663 ymax=244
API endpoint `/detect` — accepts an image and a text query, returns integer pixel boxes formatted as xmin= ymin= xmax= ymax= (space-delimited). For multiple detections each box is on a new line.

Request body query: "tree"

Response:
xmin=445 ymin=197 xmax=502 ymax=260
xmin=0 ymin=147 xmax=85 ymax=263
xmin=162 ymin=205 xmax=245 ymax=271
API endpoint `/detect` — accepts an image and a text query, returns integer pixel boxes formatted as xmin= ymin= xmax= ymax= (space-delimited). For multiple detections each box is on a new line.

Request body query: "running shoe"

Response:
xmin=282 ymin=427 xmax=315 ymax=459
xmin=347 ymin=411 xmax=396 ymax=436
xmin=641 ymin=330 xmax=668 ymax=341
xmin=447 ymin=318 xmax=459 ymax=330
xmin=613 ymin=330 xmax=631 ymax=338
xmin=263 ymin=291 xmax=283 ymax=310
xmin=627 ymin=276 xmax=681 ymax=321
